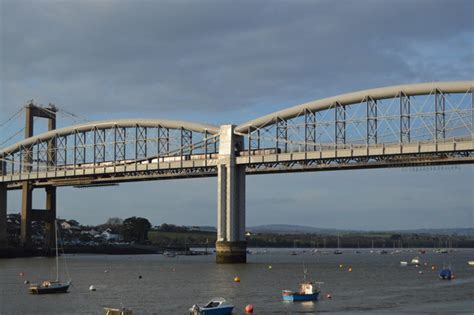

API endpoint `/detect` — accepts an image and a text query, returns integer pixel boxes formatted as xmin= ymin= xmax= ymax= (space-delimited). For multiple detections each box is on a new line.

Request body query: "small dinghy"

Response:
xmin=104 ymin=307 xmax=133 ymax=315
xmin=439 ymin=267 xmax=454 ymax=280
xmin=189 ymin=298 xmax=234 ymax=315
xmin=163 ymin=251 xmax=176 ymax=257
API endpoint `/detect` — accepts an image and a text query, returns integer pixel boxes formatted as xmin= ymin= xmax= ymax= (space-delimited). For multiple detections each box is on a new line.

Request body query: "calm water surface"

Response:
xmin=1 ymin=249 xmax=473 ymax=314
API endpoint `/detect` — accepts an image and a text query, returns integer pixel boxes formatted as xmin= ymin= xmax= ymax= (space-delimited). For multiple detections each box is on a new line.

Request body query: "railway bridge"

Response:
xmin=1 ymin=81 xmax=472 ymax=262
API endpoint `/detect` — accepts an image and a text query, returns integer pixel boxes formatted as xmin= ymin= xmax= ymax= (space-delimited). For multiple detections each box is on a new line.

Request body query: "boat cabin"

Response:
xmin=300 ymin=282 xmax=315 ymax=294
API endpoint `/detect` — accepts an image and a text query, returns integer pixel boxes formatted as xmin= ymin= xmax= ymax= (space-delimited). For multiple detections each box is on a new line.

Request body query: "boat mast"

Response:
xmin=55 ymin=219 xmax=59 ymax=282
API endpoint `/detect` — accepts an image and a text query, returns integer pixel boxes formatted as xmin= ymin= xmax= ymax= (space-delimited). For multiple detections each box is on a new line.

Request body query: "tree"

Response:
xmin=106 ymin=217 xmax=123 ymax=226
xmin=121 ymin=217 xmax=152 ymax=243
xmin=390 ymin=234 xmax=402 ymax=241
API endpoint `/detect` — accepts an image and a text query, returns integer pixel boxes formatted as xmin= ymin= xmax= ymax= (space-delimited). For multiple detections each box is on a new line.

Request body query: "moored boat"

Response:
xmin=282 ymin=281 xmax=322 ymax=301
xmin=189 ymin=298 xmax=234 ymax=315
xmin=104 ymin=307 xmax=133 ymax=315
xmin=29 ymin=280 xmax=71 ymax=294
xmin=29 ymin=220 xmax=71 ymax=294
xmin=439 ymin=267 xmax=454 ymax=280
xmin=163 ymin=251 xmax=176 ymax=257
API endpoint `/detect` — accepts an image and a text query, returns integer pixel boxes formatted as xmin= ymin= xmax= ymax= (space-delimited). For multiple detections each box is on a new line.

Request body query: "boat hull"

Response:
xmin=29 ymin=283 xmax=70 ymax=294
xmin=282 ymin=292 xmax=319 ymax=301
xmin=195 ymin=306 xmax=234 ymax=315
xmin=439 ymin=269 xmax=453 ymax=280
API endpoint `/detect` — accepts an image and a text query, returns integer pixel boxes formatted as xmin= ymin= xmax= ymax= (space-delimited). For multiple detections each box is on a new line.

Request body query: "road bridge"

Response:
xmin=1 ymin=81 xmax=472 ymax=262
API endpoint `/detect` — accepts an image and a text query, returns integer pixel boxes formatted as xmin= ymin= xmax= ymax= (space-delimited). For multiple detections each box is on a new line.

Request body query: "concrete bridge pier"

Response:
xmin=20 ymin=183 xmax=32 ymax=247
xmin=0 ymin=159 xmax=6 ymax=247
xmin=20 ymin=185 xmax=56 ymax=249
xmin=0 ymin=184 xmax=6 ymax=248
xmin=216 ymin=125 xmax=247 ymax=263
xmin=20 ymin=102 xmax=57 ymax=249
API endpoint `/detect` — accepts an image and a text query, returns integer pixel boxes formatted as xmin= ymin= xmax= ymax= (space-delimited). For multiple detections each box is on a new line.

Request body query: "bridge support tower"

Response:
xmin=0 ymin=161 xmax=6 ymax=247
xmin=216 ymin=125 xmax=247 ymax=263
xmin=20 ymin=102 xmax=57 ymax=249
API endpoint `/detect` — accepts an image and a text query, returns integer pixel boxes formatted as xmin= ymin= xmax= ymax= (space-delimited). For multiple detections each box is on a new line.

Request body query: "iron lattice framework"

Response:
xmin=1 ymin=121 xmax=219 ymax=182
xmin=240 ymin=83 xmax=472 ymax=155
xmin=0 ymin=81 xmax=473 ymax=188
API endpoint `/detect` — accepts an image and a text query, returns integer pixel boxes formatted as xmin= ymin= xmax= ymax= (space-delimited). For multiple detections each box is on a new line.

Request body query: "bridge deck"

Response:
xmin=2 ymin=138 xmax=472 ymax=189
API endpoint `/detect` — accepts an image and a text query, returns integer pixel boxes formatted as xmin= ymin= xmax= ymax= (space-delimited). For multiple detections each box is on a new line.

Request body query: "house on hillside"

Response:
xmin=101 ymin=228 xmax=123 ymax=242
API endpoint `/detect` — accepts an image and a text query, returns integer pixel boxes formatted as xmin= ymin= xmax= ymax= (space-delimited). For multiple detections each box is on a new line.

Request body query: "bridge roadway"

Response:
xmin=1 ymin=137 xmax=472 ymax=189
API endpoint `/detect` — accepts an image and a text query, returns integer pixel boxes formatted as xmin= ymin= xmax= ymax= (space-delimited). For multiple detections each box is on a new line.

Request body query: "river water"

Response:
xmin=0 ymin=248 xmax=473 ymax=314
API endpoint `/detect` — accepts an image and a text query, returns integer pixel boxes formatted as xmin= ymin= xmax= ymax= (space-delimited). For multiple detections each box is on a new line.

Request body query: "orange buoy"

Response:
xmin=326 ymin=293 xmax=332 ymax=299
xmin=234 ymin=276 xmax=241 ymax=283
xmin=19 ymin=272 xmax=24 ymax=276
xmin=245 ymin=304 xmax=254 ymax=313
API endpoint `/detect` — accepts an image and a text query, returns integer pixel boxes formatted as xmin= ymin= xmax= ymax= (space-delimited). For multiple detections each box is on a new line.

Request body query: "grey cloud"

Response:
xmin=1 ymin=0 xmax=473 ymax=120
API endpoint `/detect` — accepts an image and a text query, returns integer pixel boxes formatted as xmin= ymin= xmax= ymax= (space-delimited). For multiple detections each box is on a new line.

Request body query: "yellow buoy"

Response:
xmin=339 ymin=264 xmax=343 ymax=268
xmin=431 ymin=266 xmax=436 ymax=270
xmin=348 ymin=267 xmax=353 ymax=272
xmin=268 ymin=265 xmax=272 ymax=269
xmin=234 ymin=276 xmax=241 ymax=283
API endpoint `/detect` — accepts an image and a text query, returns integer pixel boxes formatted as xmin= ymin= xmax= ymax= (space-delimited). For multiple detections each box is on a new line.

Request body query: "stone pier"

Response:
xmin=216 ymin=125 xmax=246 ymax=263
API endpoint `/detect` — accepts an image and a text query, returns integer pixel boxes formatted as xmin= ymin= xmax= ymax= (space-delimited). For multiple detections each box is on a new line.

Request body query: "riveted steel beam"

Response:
xmin=367 ymin=97 xmax=377 ymax=144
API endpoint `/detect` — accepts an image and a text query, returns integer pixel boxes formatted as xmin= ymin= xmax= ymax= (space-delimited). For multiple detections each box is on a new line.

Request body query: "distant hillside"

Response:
xmin=247 ymin=224 xmax=474 ymax=236
xmin=387 ymin=228 xmax=474 ymax=236
xmin=247 ymin=224 xmax=346 ymax=235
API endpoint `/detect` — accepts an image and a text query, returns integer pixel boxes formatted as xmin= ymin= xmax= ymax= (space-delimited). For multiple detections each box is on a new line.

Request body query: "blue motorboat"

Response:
xmin=282 ymin=264 xmax=323 ymax=302
xmin=439 ymin=268 xmax=453 ymax=280
xmin=189 ymin=298 xmax=234 ymax=315
xmin=282 ymin=281 xmax=322 ymax=301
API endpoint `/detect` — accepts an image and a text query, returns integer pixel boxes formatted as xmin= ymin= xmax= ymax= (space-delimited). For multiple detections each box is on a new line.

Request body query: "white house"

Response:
xmin=101 ymin=228 xmax=122 ymax=242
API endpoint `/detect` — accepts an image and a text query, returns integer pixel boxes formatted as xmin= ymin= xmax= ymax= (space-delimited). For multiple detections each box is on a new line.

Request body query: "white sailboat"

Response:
xmin=29 ymin=220 xmax=71 ymax=294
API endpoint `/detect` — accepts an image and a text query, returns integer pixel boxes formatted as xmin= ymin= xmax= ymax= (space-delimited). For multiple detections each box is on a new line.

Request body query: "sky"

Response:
xmin=1 ymin=0 xmax=473 ymax=230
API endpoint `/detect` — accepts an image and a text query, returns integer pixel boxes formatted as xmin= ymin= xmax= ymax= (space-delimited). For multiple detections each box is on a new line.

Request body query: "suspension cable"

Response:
xmin=0 ymin=108 xmax=24 ymax=128
xmin=0 ymin=127 xmax=25 ymax=146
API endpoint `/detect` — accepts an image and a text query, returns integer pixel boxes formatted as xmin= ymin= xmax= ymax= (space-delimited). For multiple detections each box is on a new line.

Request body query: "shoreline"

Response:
xmin=0 ymin=244 xmax=194 ymax=258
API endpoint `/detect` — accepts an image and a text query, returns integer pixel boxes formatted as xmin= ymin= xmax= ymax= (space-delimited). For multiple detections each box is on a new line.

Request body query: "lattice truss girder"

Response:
xmin=243 ymin=89 xmax=472 ymax=153
xmin=2 ymin=125 xmax=219 ymax=175
xmin=245 ymin=151 xmax=474 ymax=173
